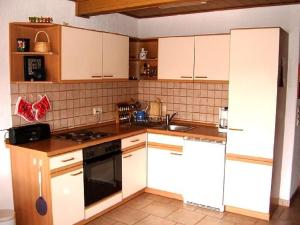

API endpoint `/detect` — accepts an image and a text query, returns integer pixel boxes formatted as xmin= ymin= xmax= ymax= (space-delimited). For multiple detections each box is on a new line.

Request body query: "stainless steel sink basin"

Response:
xmin=153 ymin=124 xmax=194 ymax=132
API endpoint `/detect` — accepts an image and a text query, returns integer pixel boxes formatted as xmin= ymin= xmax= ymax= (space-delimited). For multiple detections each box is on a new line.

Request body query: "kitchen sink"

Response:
xmin=153 ymin=124 xmax=194 ymax=132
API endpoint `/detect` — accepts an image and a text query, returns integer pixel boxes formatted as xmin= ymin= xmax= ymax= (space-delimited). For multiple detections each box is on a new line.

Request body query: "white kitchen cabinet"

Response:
xmin=227 ymin=28 xmax=283 ymax=159
xmin=194 ymin=34 xmax=230 ymax=81
xmin=51 ymin=167 xmax=85 ymax=225
xmin=224 ymin=160 xmax=272 ymax=213
xmin=158 ymin=36 xmax=194 ymax=80
xmin=147 ymin=147 xmax=183 ymax=194
xmin=224 ymin=28 xmax=288 ymax=218
xmin=61 ymin=26 xmax=103 ymax=80
xmin=122 ymin=147 xmax=147 ymax=198
xmin=103 ymin=33 xmax=129 ymax=79
xmin=183 ymin=139 xmax=225 ymax=211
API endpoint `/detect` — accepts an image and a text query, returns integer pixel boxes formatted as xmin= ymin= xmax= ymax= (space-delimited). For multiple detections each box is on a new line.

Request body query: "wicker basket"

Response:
xmin=34 ymin=31 xmax=51 ymax=53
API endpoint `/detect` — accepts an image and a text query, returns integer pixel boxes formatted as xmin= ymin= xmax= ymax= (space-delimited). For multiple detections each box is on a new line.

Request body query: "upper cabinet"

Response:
xmin=158 ymin=36 xmax=194 ymax=80
xmin=9 ymin=23 xmax=130 ymax=83
xmin=226 ymin=28 xmax=285 ymax=159
xmin=61 ymin=26 xmax=103 ymax=80
xmin=194 ymin=35 xmax=230 ymax=81
xmin=103 ymin=33 xmax=129 ymax=79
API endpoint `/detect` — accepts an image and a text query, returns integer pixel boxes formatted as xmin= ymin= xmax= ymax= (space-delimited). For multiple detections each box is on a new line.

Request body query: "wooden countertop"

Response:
xmin=6 ymin=121 xmax=226 ymax=157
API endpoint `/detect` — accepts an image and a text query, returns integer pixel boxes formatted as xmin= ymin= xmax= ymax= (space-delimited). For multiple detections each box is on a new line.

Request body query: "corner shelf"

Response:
xmin=129 ymin=38 xmax=158 ymax=80
xmin=9 ymin=22 xmax=61 ymax=83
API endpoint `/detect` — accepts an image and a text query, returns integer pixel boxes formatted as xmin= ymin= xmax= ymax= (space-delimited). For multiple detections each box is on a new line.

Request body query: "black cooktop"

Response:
xmin=56 ymin=130 xmax=111 ymax=143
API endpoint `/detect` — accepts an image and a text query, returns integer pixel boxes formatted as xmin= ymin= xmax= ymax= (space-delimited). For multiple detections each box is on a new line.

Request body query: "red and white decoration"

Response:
xmin=33 ymin=95 xmax=51 ymax=121
xmin=15 ymin=97 xmax=35 ymax=122
xmin=15 ymin=95 xmax=51 ymax=122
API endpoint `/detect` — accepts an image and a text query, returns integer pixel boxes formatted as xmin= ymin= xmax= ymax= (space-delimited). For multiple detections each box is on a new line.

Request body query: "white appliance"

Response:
xmin=183 ymin=138 xmax=226 ymax=211
xmin=218 ymin=107 xmax=228 ymax=133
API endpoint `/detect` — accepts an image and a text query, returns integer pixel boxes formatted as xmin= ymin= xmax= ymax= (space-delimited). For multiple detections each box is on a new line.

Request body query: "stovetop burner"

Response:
xmin=56 ymin=130 xmax=111 ymax=142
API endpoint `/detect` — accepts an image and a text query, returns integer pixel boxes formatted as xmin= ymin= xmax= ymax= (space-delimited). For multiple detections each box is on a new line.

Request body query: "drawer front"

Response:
xmin=50 ymin=150 xmax=83 ymax=170
xmin=122 ymin=133 xmax=146 ymax=149
xmin=148 ymin=133 xmax=184 ymax=146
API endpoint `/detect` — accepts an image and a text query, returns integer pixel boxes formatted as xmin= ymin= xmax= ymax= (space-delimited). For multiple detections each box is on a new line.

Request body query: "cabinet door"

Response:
xmin=147 ymin=148 xmax=183 ymax=194
xmin=122 ymin=148 xmax=147 ymax=198
xmin=194 ymin=35 xmax=230 ymax=81
xmin=224 ymin=160 xmax=272 ymax=213
xmin=158 ymin=37 xmax=194 ymax=80
xmin=51 ymin=168 xmax=85 ymax=225
xmin=227 ymin=28 xmax=280 ymax=158
xmin=61 ymin=26 xmax=103 ymax=80
xmin=103 ymin=33 xmax=129 ymax=79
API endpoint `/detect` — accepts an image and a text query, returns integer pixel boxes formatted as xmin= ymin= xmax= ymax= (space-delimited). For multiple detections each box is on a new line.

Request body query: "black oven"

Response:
xmin=83 ymin=139 xmax=122 ymax=207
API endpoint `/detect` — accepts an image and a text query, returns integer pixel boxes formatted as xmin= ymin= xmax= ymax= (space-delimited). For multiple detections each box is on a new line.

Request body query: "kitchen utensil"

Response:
xmin=133 ymin=110 xmax=147 ymax=122
xmin=149 ymin=98 xmax=162 ymax=120
xmin=36 ymin=160 xmax=47 ymax=216
xmin=34 ymin=31 xmax=50 ymax=53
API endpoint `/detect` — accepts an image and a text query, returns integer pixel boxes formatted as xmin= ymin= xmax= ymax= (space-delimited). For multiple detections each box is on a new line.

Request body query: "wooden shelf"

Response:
xmin=129 ymin=38 xmax=158 ymax=80
xmin=12 ymin=51 xmax=55 ymax=55
xmin=130 ymin=58 xmax=158 ymax=62
xmin=10 ymin=22 xmax=61 ymax=83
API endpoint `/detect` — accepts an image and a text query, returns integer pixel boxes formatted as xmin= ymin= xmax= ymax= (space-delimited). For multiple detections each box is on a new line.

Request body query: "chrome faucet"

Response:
xmin=166 ymin=112 xmax=177 ymax=126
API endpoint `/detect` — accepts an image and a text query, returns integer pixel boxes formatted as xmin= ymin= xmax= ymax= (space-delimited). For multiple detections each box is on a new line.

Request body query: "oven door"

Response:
xmin=83 ymin=151 xmax=122 ymax=207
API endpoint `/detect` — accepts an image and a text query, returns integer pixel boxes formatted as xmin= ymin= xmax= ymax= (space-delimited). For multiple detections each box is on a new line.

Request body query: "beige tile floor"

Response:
xmin=87 ymin=193 xmax=300 ymax=225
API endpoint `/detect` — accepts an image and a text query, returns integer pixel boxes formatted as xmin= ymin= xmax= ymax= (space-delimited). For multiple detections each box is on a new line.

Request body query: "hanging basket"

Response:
xmin=34 ymin=31 xmax=51 ymax=53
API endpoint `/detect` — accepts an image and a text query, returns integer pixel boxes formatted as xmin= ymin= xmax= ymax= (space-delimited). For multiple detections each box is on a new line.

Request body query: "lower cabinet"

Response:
xmin=122 ymin=147 xmax=147 ymax=198
xmin=224 ymin=160 xmax=272 ymax=214
xmin=147 ymin=147 xmax=183 ymax=194
xmin=51 ymin=167 xmax=85 ymax=225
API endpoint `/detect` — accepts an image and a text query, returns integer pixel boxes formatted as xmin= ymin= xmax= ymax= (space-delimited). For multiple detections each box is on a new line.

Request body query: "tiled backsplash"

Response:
xmin=10 ymin=80 xmax=228 ymax=130
xmin=138 ymin=81 xmax=228 ymax=124
xmin=10 ymin=81 xmax=138 ymax=131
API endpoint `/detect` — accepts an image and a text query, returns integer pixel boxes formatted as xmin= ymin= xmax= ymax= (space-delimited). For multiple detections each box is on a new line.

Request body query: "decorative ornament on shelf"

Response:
xmin=29 ymin=16 xmax=53 ymax=23
xmin=15 ymin=95 xmax=51 ymax=122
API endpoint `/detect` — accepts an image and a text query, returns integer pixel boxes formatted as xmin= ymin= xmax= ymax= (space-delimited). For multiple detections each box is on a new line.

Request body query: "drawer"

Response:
xmin=148 ymin=133 xmax=184 ymax=146
xmin=122 ymin=133 xmax=146 ymax=149
xmin=50 ymin=150 xmax=82 ymax=171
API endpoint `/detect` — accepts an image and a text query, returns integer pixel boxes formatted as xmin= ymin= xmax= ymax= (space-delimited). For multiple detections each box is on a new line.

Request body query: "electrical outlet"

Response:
xmin=93 ymin=106 xmax=102 ymax=115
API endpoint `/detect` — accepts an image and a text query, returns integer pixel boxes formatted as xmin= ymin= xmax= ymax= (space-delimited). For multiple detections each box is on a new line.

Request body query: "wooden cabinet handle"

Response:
xmin=229 ymin=128 xmax=244 ymax=131
xmin=130 ymin=139 xmax=140 ymax=143
xmin=170 ymin=152 xmax=182 ymax=156
xmin=103 ymin=75 xmax=114 ymax=78
xmin=71 ymin=171 xmax=83 ymax=176
xmin=195 ymin=76 xmax=208 ymax=79
xmin=61 ymin=157 xmax=75 ymax=163
xmin=91 ymin=75 xmax=103 ymax=78
xmin=123 ymin=154 xmax=132 ymax=159
xmin=180 ymin=76 xmax=192 ymax=79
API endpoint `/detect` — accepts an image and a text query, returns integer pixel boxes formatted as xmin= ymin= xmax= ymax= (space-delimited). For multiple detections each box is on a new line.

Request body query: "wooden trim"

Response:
xmin=50 ymin=163 xmax=83 ymax=178
xmin=147 ymin=142 xmax=183 ymax=152
xmin=226 ymin=153 xmax=273 ymax=166
xmin=145 ymin=187 xmax=183 ymax=200
xmin=225 ymin=205 xmax=270 ymax=221
xmin=76 ymin=0 xmax=188 ymax=16
xmin=76 ymin=189 xmax=145 ymax=225
xmin=122 ymin=142 xmax=146 ymax=155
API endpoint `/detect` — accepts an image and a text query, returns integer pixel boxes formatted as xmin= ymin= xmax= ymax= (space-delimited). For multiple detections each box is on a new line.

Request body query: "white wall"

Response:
xmin=0 ymin=0 xmax=137 ymax=209
xmin=137 ymin=5 xmax=300 ymax=201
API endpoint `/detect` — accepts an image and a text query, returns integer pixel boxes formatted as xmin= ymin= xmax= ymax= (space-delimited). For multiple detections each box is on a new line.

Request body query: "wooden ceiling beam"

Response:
xmin=75 ymin=0 xmax=195 ymax=16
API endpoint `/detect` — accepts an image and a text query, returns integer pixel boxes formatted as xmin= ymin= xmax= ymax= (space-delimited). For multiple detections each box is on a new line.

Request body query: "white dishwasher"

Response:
xmin=183 ymin=137 xmax=226 ymax=212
